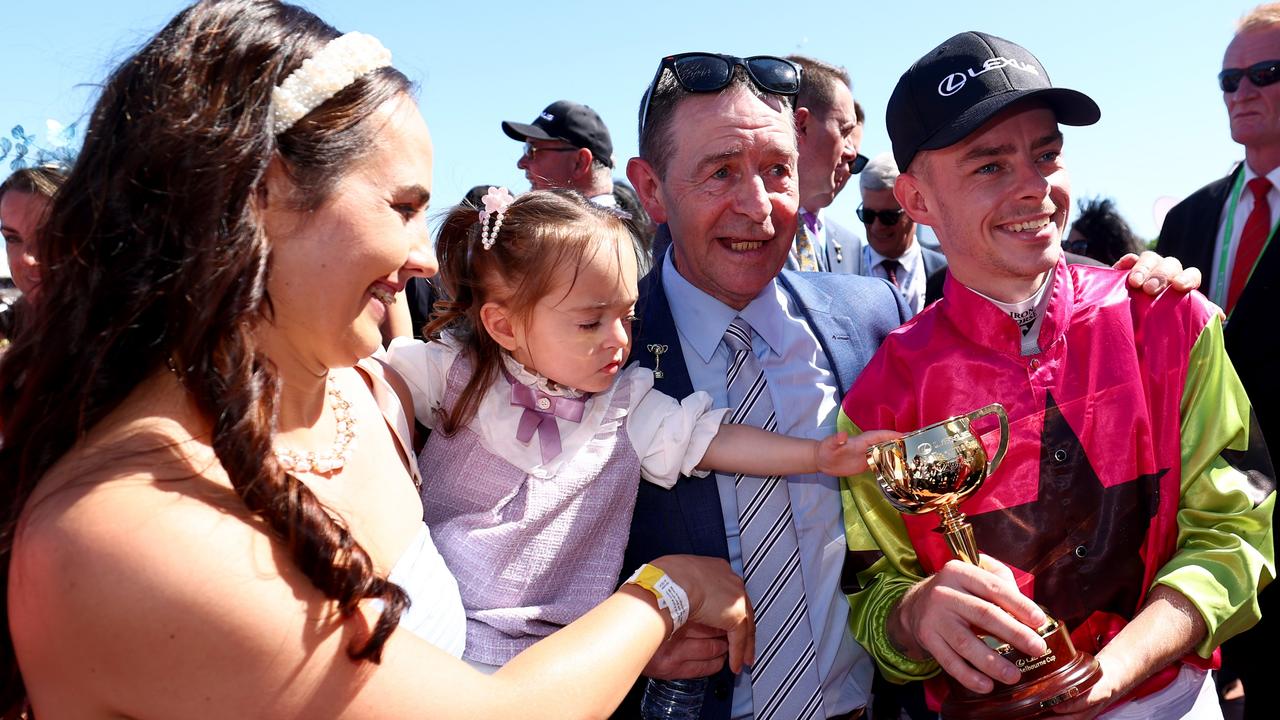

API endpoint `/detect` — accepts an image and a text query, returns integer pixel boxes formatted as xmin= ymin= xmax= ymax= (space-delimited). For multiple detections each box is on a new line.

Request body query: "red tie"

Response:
xmin=1228 ymin=177 xmax=1273 ymax=314
xmin=882 ymin=259 xmax=901 ymax=287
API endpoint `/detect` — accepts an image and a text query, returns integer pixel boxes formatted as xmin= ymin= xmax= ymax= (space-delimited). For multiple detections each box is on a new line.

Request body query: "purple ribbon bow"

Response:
xmin=503 ymin=367 xmax=589 ymax=463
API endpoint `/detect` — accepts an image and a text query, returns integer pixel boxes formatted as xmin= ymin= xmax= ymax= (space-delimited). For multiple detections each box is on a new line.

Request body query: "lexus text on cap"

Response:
xmin=501 ymin=100 xmax=615 ymax=168
xmin=886 ymin=31 xmax=1101 ymax=172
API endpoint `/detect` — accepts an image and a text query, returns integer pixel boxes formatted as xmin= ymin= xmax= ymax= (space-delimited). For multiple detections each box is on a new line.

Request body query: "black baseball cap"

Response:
xmin=887 ymin=31 xmax=1100 ymax=172
xmin=502 ymin=100 xmax=614 ymax=168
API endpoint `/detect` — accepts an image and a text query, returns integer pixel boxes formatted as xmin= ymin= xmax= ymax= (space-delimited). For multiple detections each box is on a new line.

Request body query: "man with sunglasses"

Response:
xmin=502 ymin=99 xmax=617 ymax=203
xmin=621 ymin=51 xmax=912 ymax=720
xmin=840 ymin=30 xmax=1273 ymax=719
xmin=1156 ymin=4 xmax=1280 ymax=716
xmin=784 ymin=55 xmax=869 ymax=275
xmin=857 ymin=152 xmax=946 ymax=314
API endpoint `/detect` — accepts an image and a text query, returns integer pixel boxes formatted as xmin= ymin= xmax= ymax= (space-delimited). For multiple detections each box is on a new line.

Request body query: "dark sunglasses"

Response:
xmin=857 ymin=205 xmax=905 ymax=226
xmin=639 ymin=52 xmax=802 ymax=133
xmin=1219 ymin=59 xmax=1280 ymax=92
xmin=522 ymin=142 xmax=579 ymax=159
xmin=849 ymin=154 xmax=869 ymax=175
xmin=1062 ymin=238 xmax=1089 ymax=254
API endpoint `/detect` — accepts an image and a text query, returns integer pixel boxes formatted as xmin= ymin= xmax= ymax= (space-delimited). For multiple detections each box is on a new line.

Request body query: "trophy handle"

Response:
xmin=969 ymin=403 xmax=1010 ymax=478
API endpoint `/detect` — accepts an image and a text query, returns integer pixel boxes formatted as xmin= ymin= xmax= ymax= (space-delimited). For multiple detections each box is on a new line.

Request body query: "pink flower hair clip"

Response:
xmin=479 ymin=186 xmax=516 ymax=250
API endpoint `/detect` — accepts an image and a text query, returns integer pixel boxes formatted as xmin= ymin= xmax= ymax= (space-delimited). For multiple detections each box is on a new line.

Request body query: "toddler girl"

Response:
xmin=388 ymin=188 xmax=891 ymax=669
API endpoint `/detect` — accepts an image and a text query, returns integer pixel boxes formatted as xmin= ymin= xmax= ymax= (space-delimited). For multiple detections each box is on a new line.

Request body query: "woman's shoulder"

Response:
xmin=13 ymin=377 xmax=265 ymax=622
xmin=11 ymin=405 xmax=478 ymax=718
xmin=11 ymin=376 xmax=293 ymax=713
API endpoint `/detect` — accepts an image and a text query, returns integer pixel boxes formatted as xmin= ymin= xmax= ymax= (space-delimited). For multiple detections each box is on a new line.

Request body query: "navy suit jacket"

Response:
xmin=615 ymin=247 xmax=910 ymax=719
xmin=1157 ymin=165 xmax=1278 ymax=455
xmin=921 ymin=245 xmax=947 ymax=278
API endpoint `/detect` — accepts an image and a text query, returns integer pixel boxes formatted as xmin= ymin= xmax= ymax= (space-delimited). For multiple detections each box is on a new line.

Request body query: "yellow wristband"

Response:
xmin=625 ymin=563 xmax=690 ymax=631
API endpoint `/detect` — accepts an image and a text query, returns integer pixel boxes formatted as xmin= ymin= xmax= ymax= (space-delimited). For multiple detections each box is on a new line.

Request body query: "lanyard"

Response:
xmin=1216 ymin=169 xmax=1280 ymax=313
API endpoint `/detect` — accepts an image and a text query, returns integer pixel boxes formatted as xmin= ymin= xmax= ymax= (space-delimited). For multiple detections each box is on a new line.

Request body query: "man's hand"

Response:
xmin=1045 ymin=651 xmax=1130 ymax=720
xmin=890 ymin=556 xmax=1048 ymax=693
xmin=1049 ymin=586 xmax=1207 ymax=718
xmin=1114 ymin=250 xmax=1201 ymax=295
xmin=641 ymin=623 xmax=732 ymax=680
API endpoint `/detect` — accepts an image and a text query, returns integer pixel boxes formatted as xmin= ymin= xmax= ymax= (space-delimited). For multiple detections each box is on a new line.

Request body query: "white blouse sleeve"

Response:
xmin=623 ymin=366 xmax=730 ymax=489
xmin=385 ymin=336 xmax=460 ymax=430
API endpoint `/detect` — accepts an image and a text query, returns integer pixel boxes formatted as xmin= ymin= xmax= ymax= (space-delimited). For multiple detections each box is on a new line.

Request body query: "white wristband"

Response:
xmin=625 ymin=563 xmax=690 ymax=631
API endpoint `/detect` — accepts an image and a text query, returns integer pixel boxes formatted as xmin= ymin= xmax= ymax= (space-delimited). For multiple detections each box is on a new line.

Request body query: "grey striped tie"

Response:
xmin=720 ymin=317 xmax=825 ymax=720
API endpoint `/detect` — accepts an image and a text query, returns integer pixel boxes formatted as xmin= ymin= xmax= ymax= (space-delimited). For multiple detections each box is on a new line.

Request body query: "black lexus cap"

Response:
xmin=887 ymin=31 xmax=1100 ymax=172
xmin=501 ymin=100 xmax=614 ymax=168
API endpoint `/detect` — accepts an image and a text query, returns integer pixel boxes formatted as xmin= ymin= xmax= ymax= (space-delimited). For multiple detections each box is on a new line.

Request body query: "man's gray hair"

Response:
xmin=859 ymin=151 xmax=900 ymax=192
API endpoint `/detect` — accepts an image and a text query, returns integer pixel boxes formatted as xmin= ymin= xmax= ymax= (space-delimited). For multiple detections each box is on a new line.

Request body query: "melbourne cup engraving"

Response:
xmin=866 ymin=404 xmax=1102 ymax=719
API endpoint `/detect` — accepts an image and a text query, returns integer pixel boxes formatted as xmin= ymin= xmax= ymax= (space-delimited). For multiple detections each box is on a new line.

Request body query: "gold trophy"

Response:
xmin=867 ymin=403 xmax=1101 ymax=720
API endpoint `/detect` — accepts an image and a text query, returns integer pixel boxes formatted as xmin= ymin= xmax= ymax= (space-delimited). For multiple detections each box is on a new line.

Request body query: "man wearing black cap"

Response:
xmin=838 ymin=32 xmax=1274 ymax=717
xmin=502 ymin=100 xmax=616 ymax=204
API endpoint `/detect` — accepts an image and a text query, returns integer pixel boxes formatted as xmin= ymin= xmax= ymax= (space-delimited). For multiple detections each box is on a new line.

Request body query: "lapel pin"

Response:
xmin=647 ymin=343 xmax=669 ymax=379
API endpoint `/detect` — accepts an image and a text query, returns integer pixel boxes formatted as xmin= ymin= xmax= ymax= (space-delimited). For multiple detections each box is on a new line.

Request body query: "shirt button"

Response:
xmin=536 ymin=397 xmax=551 ymax=410
xmin=1053 ymin=449 xmax=1068 ymax=463
xmin=1029 ymin=358 xmax=1041 ymax=369
xmin=1074 ymin=545 xmax=1088 ymax=558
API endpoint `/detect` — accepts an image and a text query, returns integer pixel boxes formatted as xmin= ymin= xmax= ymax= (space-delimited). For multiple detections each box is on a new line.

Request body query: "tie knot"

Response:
xmin=724 ymin=318 xmax=754 ymax=353
xmin=1248 ymin=176 xmax=1272 ymax=202
xmin=882 ymin=259 xmax=901 ymax=272
xmin=799 ymin=209 xmax=818 ymax=233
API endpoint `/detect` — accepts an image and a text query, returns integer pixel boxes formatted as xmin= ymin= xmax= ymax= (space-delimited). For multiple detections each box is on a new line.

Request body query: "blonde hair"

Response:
xmin=1239 ymin=2 xmax=1280 ymax=33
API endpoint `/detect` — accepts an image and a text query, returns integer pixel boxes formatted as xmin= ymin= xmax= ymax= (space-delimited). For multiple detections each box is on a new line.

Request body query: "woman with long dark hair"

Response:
xmin=0 ymin=2 xmax=751 ymax=716
xmin=0 ymin=165 xmax=67 ymax=345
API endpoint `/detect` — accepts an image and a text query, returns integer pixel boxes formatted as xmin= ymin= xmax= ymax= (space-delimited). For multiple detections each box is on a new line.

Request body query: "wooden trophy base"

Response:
xmin=941 ymin=618 xmax=1102 ymax=720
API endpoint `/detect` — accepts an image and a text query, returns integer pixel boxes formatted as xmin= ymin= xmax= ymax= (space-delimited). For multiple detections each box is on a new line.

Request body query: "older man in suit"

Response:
xmin=621 ymin=52 xmax=908 ymax=720
xmin=1156 ymin=4 xmax=1280 ymax=716
xmin=857 ymin=152 xmax=947 ymax=314
xmin=785 ymin=55 xmax=868 ymax=274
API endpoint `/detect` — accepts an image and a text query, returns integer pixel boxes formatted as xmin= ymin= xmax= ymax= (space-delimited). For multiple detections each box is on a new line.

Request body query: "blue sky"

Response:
xmin=1 ymin=0 xmax=1262 ymax=277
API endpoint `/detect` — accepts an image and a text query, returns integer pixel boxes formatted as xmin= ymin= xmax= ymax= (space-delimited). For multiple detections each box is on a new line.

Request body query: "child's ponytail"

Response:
xmin=427 ymin=202 xmax=506 ymax=435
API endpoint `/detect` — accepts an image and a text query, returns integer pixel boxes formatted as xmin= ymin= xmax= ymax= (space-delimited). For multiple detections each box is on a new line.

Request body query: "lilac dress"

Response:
xmin=386 ymin=338 xmax=726 ymax=666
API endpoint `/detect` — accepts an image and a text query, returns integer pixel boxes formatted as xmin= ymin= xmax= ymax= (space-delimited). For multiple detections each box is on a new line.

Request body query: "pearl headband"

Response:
xmin=269 ymin=32 xmax=393 ymax=135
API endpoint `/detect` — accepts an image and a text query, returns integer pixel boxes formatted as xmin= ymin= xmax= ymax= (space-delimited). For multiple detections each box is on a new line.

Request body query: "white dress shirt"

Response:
xmin=1209 ymin=162 xmax=1280 ymax=307
xmin=864 ymin=239 xmax=927 ymax=314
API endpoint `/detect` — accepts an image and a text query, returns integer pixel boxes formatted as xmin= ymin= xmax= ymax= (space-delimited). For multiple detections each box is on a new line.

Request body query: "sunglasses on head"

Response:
xmin=849 ymin=154 xmax=869 ymax=175
xmin=1219 ymin=59 xmax=1280 ymax=92
xmin=857 ymin=205 xmax=905 ymax=226
xmin=639 ymin=52 xmax=802 ymax=133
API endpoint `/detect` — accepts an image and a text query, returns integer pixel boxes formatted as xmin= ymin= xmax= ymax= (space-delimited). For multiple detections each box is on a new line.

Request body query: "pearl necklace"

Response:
xmin=274 ymin=381 xmax=357 ymax=474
